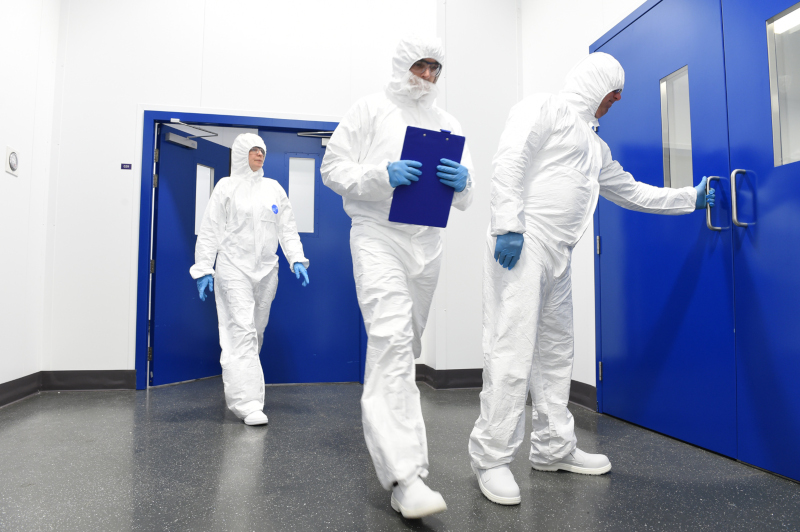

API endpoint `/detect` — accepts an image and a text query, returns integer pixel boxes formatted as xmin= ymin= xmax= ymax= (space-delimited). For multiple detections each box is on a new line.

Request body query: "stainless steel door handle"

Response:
xmin=706 ymin=176 xmax=721 ymax=231
xmin=731 ymin=169 xmax=752 ymax=227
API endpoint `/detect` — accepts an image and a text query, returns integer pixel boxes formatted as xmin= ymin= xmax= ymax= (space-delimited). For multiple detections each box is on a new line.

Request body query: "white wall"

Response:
xmin=43 ymin=0 xmax=438 ymax=374
xmin=0 ymin=0 xmax=61 ymax=384
xmin=417 ymin=0 xmax=522 ymax=371
xmin=1 ymin=0 xmax=650 ymax=388
xmin=42 ymin=0 xmax=523 ymax=379
xmin=519 ymin=0 xmax=647 ymax=385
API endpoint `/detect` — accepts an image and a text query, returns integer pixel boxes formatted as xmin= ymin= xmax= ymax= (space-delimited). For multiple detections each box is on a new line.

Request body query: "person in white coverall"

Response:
xmin=190 ymin=133 xmax=310 ymax=427
xmin=321 ymin=36 xmax=474 ymax=519
xmin=468 ymin=52 xmax=716 ymax=505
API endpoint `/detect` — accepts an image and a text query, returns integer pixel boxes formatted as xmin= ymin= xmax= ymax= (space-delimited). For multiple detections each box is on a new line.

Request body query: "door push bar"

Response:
xmin=706 ymin=176 xmax=721 ymax=231
xmin=731 ymin=169 xmax=753 ymax=227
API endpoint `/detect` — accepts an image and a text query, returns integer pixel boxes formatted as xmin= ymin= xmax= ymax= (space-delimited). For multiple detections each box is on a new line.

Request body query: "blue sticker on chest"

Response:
xmin=272 ymin=205 xmax=279 ymax=214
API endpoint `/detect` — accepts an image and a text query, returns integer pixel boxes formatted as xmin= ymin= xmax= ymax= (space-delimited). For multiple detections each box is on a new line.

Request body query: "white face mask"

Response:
xmin=398 ymin=71 xmax=437 ymax=103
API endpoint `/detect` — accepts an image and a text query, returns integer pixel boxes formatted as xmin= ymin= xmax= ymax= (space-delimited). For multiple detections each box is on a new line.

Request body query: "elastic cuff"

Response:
xmin=189 ymin=266 xmax=215 ymax=280
xmin=290 ymin=258 xmax=310 ymax=273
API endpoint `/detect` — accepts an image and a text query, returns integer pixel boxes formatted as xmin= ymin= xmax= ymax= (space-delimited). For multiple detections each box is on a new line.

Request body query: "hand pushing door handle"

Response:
xmin=706 ymin=176 xmax=721 ymax=231
xmin=731 ymin=169 xmax=752 ymax=227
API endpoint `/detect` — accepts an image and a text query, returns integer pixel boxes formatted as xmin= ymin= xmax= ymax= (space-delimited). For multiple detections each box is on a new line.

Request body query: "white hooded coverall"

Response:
xmin=468 ymin=53 xmax=697 ymax=468
xmin=321 ymin=36 xmax=474 ymax=490
xmin=190 ymin=133 xmax=309 ymax=419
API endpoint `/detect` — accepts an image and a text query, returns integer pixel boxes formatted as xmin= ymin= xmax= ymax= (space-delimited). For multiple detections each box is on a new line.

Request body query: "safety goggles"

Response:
xmin=612 ymin=89 xmax=622 ymax=94
xmin=249 ymin=147 xmax=265 ymax=156
xmin=410 ymin=59 xmax=442 ymax=77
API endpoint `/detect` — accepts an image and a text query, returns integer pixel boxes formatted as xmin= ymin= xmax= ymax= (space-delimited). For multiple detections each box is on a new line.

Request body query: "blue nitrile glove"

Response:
xmin=494 ymin=232 xmax=524 ymax=270
xmin=437 ymin=158 xmax=469 ymax=192
xmin=387 ymin=160 xmax=422 ymax=187
xmin=695 ymin=176 xmax=716 ymax=209
xmin=294 ymin=263 xmax=309 ymax=287
xmin=197 ymin=274 xmax=213 ymax=301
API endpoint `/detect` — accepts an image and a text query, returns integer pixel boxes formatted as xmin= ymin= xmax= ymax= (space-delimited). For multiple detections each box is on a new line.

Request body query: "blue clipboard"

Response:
xmin=388 ymin=126 xmax=466 ymax=228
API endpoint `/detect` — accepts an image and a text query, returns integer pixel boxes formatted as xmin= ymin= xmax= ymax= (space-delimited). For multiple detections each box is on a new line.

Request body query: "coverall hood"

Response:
xmin=385 ymin=35 xmax=445 ymax=109
xmin=231 ymin=133 xmax=268 ymax=178
xmin=560 ymin=52 xmax=625 ymax=128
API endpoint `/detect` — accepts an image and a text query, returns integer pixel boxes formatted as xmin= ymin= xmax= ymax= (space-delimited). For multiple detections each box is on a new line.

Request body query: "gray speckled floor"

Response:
xmin=0 ymin=379 xmax=798 ymax=531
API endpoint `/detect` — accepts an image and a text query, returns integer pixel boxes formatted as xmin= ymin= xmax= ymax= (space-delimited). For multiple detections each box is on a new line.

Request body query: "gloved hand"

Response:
xmin=437 ymin=158 xmax=469 ymax=192
xmin=494 ymin=232 xmax=524 ymax=270
xmin=387 ymin=160 xmax=422 ymax=188
xmin=695 ymin=176 xmax=716 ymax=209
xmin=197 ymin=274 xmax=213 ymax=301
xmin=294 ymin=263 xmax=309 ymax=287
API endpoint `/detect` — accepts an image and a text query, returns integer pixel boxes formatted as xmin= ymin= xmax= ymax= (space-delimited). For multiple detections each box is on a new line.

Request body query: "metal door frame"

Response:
xmin=135 ymin=111 xmax=338 ymax=390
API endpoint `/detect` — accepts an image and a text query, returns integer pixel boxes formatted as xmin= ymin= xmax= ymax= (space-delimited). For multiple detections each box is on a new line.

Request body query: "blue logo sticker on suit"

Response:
xmin=272 ymin=205 xmax=279 ymax=214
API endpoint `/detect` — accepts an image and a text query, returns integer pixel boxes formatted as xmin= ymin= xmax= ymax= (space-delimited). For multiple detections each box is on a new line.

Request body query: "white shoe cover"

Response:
xmin=532 ymin=448 xmax=611 ymax=475
xmin=390 ymin=477 xmax=447 ymax=519
xmin=472 ymin=463 xmax=521 ymax=505
xmin=243 ymin=411 xmax=268 ymax=426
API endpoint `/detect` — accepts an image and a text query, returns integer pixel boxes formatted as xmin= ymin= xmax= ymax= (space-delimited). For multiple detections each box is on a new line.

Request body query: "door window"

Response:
xmin=195 ymin=164 xmax=214 ymax=235
xmin=767 ymin=4 xmax=800 ymax=166
xmin=660 ymin=66 xmax=694 ymax=188
xmin=288 ymin=157 xmax=316 ymax=233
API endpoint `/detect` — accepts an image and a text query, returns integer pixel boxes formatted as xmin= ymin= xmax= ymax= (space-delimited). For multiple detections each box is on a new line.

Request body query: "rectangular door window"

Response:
xmin=195 ymin=164 xmax=213 ymax=235
xmin=767 ymin=4 xmax=800 ymax=166
xmin=660 ymin=66 xmax=694 ymax=188
xmin=288 ymin=157 xmax=315 ymax=233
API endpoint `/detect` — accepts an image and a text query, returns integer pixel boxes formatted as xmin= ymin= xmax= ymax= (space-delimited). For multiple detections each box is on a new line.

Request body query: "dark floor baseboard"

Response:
xmin=415 ymin=364 xmax=482 ymax=389
xmin=0 ymin=370 xmax=136 ymax=408
xmin=41 ymin=370 xmax=136 ymax=391
xmin=0 ymin=373 xmax=41 ymax=409
xmin=416 ymin=363 xmax=597 ymax=410
xmin=568 ymin=380 xmax=597 ymax=410
xmin=3 ymin=366 xmax=597 ymax=410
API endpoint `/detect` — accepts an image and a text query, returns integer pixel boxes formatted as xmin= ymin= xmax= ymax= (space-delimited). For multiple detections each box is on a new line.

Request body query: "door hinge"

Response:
xmin=150 ymin=260 xmax=155 ymax=274
xmin=153 ymin=174 xmax=158 ymax=188
xmin=596 ymin=235 xmax=601 ymax=255
xmin=599 ymin=361 xmax=603 ymax=381
xmin=154 ymin=148 xmax=159 ymax=163
xmin=147 ymin=347 xmax=153 ymax=362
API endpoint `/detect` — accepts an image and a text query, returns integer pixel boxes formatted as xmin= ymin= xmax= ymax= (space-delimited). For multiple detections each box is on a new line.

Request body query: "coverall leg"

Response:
xmin=351 ymin=223 xmax=442 ymax=490
xmin=468 ymin=233 xmax=577 ymax=469
xmin=215 ymin=262 xmax=279 ymax=419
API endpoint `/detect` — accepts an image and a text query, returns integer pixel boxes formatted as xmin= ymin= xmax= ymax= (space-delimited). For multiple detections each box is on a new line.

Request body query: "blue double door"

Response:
xmin=150 ymin=125 xmax=362 ymax=388
xmin=595 ymin=0 xmax=800 ymax=481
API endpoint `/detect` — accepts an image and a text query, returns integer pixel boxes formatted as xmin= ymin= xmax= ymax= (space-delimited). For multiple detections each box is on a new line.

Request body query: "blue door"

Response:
xmin=595 ymin=0 xmax=800 ymax=481
xmin=256 ymin=130 xmax=362 ymax=384
xmin=592 ymin=0 xmax=738 ymax=457
xmin=723 ymin=0 xmax=800 ymax=482
xmin=151 ymin=126 xmax=231 ymax=385
xmin=150 ymin=126 xmax=363 ymax=387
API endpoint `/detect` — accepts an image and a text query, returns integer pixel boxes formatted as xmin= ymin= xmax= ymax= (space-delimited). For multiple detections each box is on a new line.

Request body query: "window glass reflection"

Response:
xmin=660 ymin=66 xmax=693 ymax=188
xmin=768 ymin=4 xmax=800 ymax=166
xmin=288 ymin=157 xmax=316 ymax=233
xmin=195 ymin=165 xmax=213 ymax=236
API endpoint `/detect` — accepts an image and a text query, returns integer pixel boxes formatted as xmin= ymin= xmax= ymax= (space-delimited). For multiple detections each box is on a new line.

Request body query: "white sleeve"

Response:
xmin=189 ymin=182 xmax=227 ymax=279
xmin=490 ymin=96 xmax=553 ymax=236
xmin=275 ymin=185 xmax=309 ymax=272
xmin=451 ymin=123 xmax=475 ymax=211
xmin=320 ymin=99 xmax=395 ymax=202
xmin=598 ymin=140 xmax=696 ymax=215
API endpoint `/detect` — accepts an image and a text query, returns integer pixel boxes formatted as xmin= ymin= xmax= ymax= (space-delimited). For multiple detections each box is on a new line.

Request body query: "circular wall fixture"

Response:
xmin=6 ymin=147 xmax=19 ymax=176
